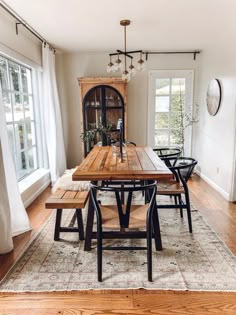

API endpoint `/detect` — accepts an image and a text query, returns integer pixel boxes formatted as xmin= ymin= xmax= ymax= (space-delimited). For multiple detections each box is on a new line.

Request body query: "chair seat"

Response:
xmin=100 ymin=204 xmax=149 ymax=229
xmin=157 ymin=180 xmax=184 ymax=195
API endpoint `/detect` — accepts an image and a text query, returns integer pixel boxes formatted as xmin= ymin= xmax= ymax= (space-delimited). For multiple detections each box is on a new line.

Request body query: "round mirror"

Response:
xmin=206 ymin=79 xmax=222 ymax=116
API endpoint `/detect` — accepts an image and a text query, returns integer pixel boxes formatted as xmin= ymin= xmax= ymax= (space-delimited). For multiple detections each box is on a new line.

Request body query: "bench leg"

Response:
xmin=54 ymin=209 xmax=62 ymax=241
xmin=76 ymin=208 xmax=84 ymax=240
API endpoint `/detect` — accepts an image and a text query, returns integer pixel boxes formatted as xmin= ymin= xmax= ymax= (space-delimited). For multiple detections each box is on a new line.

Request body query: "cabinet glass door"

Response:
xmin=83 ymin=85 xmax=125 ymax=156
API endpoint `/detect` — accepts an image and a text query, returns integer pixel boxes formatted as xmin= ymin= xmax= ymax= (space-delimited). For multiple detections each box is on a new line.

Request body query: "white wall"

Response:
xmin=55 ymin=52 xmax=200 ymax=167
xmin=0 ymin=10 xmax=41 ymax=65
xmin=192 ymin=41 xmax=236 ymax=200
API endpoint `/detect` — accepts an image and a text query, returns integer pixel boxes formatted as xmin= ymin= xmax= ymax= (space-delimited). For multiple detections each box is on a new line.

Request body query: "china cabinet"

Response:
xmin=78 ymin=77 xmax=127 ymax=156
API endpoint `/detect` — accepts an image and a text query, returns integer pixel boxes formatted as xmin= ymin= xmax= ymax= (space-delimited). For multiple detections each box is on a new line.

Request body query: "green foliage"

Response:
xmin=80 ymin=123 xmax=113 ymax=143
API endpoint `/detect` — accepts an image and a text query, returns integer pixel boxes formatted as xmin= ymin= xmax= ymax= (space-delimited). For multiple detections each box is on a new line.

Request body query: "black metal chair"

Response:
xmin=90 ymin=180 xmax=158 ymax=282
xmin=156 ymin=157 xmax=197 ymax=233
xmin=153 ymin=147 xmax=182 ymax=167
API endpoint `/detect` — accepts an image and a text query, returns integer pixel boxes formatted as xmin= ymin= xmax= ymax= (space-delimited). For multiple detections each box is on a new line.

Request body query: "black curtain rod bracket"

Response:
xmin=0 ymin=1 xmax=55 ymax=51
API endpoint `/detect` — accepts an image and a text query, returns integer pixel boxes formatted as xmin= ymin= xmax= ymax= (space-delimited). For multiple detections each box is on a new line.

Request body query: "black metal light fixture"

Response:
xmin=107 ymin=19 xmax=145 ymax=81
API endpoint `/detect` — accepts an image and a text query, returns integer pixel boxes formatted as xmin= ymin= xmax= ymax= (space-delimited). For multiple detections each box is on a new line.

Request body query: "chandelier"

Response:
xmin=107 ymin=19 xmax=145 ymax=81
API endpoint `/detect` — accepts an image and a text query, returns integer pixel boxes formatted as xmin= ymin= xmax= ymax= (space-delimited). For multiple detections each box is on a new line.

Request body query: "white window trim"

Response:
xmin=147 ymin=70 xmax=194 ymax=156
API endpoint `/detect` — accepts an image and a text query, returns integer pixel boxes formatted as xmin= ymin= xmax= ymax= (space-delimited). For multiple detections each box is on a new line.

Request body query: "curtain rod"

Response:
xmin=0 ymin=1 xmax=55 ymax=52
xmin=144 ymin=51 xmax=201 ymax=60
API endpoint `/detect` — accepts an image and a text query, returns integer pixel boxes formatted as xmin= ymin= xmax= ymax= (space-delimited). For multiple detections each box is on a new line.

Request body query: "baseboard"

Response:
xmin=23 ymin=179 xmax=51 ymax=208
xmin=20 ymin=169 xmax=51 ymax=208
xmin=195 ymin=170 xmax=229 ymax=200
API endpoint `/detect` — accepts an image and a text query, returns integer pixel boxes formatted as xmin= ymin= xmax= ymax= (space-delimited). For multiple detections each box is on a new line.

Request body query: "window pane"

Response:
xmin=24 ymin=95 xmax=34 ymax=119
xmin=28 ymin=147 xmax=38 ymax=170
xmin=15 ymin=123 xmax=25 ymax=150
xmin=9 ymin=62 xmax=20 ymax=92
xmin=25 ymin=119 xmax=36 ymax=147
xmin=171 ymin=94 xmax=185 ymax=112
xmin=6 ymin=124 xmax=15 ymax=156
xmin=156 ymin=78 xmax=170 ymax=95
xmin=3 ymin=93 xmax=13 ymax=122
xmin=155 ymin=113 xmax=169 ymax=129
xmin=171 ymin=78 xmax=186 ymax=95
xmin=16 ymin=151 xmax=27 ymax=180
xmin=21 ymin=67 xmax=32 ymax=94
xmin=155 ymin=130 xmax=169 ymax=146
xmin=12 ymin=93 xmax=24 ymax=122
xmin=155 ymin=96 xmax=170 ymax=112
xmin=0 ymin=57 xmax=9 ymax=91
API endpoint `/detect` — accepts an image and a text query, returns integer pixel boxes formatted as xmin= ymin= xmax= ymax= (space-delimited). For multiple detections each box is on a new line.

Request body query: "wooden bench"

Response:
xmin=45 ymin=189 xmax=89 ymax=241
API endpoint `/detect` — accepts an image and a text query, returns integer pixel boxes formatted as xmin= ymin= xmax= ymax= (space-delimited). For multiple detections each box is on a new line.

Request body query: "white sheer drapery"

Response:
xmin=42 ymin=44 xmax=66 ymax=184
xmin=0 ymin=85 xmax=31 ymax=254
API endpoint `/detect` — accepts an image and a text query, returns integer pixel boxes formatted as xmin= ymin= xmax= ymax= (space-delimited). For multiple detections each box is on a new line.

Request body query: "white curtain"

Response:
xmin=0 ymin=85 xmax=31 ymax=254
xmin=42 ymin=43 xmax=66 ymax=184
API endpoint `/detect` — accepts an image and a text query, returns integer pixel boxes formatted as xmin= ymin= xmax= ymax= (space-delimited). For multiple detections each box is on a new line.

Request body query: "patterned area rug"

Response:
xmin=1 ymin=195 xmax=236 ymax=292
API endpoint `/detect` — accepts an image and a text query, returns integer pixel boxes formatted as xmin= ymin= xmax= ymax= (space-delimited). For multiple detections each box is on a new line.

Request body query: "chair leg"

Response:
xmin=97 ymin=226 xmax=103 ymax=282
xmin=147 ymin=214 xmax=153 ymax=282
xmin=178 ymin=194 xmax=183 ymax=218
xmin=54 ymin=209 xmax=62 ymax=241
xmin=152 ymin=206 xmax=162 ymax=251
xmin=185 ymin=194 xmax=193 ymax=233
xmin=76 ymin=208 xmax=84 ymax=240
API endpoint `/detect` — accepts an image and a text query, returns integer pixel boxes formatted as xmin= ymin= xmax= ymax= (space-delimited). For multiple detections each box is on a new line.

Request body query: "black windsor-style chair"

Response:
xmin=90 ymin=180 xmax=158 ymax=282
xmin=156 ymin=157 xmax=197 ymax=233
xmin=153 ymin=147 xmax=182 ymax=167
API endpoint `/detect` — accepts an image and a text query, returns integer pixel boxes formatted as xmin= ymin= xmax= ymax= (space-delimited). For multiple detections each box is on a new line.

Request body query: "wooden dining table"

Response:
xmin=72 ymin=145 xmax=172 ymax=251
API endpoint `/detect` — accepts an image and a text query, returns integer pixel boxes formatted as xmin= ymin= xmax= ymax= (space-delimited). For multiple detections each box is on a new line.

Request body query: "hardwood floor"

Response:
xmin=1 ymin=174 xmax=236 ymax=315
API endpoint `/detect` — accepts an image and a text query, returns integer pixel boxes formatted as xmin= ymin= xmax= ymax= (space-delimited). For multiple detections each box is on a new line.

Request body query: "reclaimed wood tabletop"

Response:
xmin=72 ymin=146 xmax=172 ymax=181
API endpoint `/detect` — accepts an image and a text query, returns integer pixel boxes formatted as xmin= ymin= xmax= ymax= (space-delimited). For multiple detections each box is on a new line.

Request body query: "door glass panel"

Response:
xmin=171 ymin=94 xmax=185 ymax=111
xmin=155 ymin=96 xmax=170 ymax=112
xmin=155 ymin=113 xmax=169 ymax=129
xmin=171 ymin=78 xmax=186 ymax=95
xmin=155 ymin=130 xmax=169 ymax=146
xmin=156 ymin=78 xmax=170 ymax=95
xmin=170 ymin=112 xmax=182 ymax=129
xmin=170 ymin=129 xmax=183 ymax=146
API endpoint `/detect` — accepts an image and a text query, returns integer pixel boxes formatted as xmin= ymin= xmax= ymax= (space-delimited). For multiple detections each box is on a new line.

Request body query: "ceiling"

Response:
xmin=2 ymin=0 xmax=235 ymax=52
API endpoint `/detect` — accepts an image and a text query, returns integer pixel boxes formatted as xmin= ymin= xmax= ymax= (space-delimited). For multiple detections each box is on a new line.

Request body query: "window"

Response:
xmin=0 ymin=55 xmax=38 ymax=181
xmin=148 ymin=70 xmax=194 ymax=155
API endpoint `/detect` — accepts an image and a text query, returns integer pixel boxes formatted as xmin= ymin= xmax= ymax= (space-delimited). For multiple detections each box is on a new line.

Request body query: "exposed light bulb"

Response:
xmin=122 ymin=70 xmax=130 ymax=81
xmin=107 ymin=61 xmax=114 ymax=73
xmin=129 ymin=62 xmax=136 ymax=76
xmin=137 ymin=53 xmax=145 ymax=72
xmin=115 ymin=55 xmax=123 ymax=71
